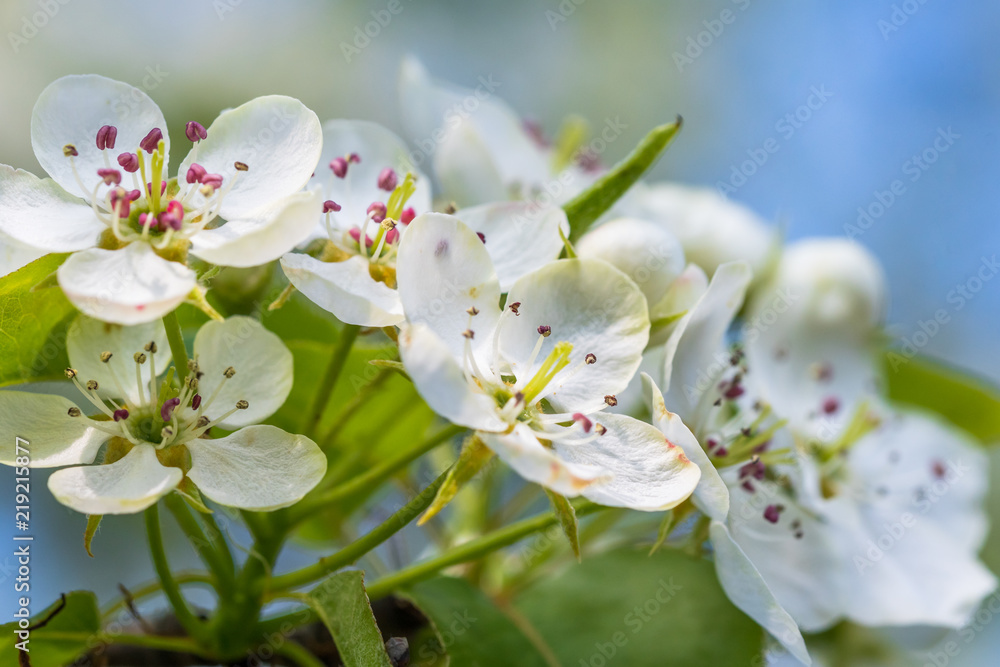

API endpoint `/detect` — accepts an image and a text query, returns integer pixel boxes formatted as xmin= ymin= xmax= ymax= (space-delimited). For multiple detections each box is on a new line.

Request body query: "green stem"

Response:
xmin=42 ymin=631 xmax=204 ymax=655
xmin=304 ymin=324 xmax=360 ymax=436
xmin=270 ymin=468 xmax=450 ymax=591
xmin=144 ymin=504 xmax=210 ymax=645
xmin=257 ymin=500 xmax=609 ymax=637
xmin=164 ymin=495 xmax=235 ymax=593
xmin=274 ymin=640 xmax=327 ymax=667
xmin=287 ymin=424 xmax=464 ymax=526
xmin=162 ymin=311 xmax=189 ymax=383
xmin=365 ymin=500 xmax=605 ymax=600
xmin=101 ymin=571 xmax=214 ymax=620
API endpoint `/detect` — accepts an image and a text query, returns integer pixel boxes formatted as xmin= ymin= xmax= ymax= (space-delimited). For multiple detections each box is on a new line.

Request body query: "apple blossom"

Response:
xmin=394 ymin=212 xmax=700 ymax=509
xmin=0 ymin=74 xmax=323 ymax=324
xmin=280 ymin=120 xmax=570 ymax=326
xmin=0 ymin=315 xmax=325 ymax=514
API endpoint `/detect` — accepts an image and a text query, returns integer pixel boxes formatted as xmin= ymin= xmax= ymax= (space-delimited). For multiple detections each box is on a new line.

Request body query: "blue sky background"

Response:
xmin=1 ymin=1 xmax=998 ymax=661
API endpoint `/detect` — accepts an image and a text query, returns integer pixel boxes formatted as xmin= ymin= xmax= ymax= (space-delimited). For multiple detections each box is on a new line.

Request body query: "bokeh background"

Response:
xmin=2 ymin=1 xmax=999 ymax=664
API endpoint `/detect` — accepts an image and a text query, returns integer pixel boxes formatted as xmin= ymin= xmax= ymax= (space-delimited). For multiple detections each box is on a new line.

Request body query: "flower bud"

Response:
xmin=576 ymin=217 xmax=685 ymax=307
xmin=625 ymin=184 xmax=772 ymax=276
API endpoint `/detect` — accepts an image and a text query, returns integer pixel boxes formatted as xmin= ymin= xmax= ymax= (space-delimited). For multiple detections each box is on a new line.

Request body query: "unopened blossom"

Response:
xmin=280 ymin=120 xmax=569 ymax=327
xmin=394 ymin=213 xmax=700 ymax=508
xmin=0 ymin=316 xmax=325 ymax=514
xmin=398 ymin=57 xmax=600 ymax=207
xmin=0 ymin=74 xmax=323 ymax=324
xmin=619 ymin=183 xmax=776 ymax=276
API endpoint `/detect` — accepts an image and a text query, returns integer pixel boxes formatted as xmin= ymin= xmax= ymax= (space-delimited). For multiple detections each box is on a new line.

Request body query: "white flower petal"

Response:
xmin=725 ymin=474 xmax=843 ymax=632
xmin=0 ymin=165 xmax=105 ymax=252
xmin=192 ymin=316 xmax=293 ymax=429
xmin=660 ymin=261 xmax=752 ymax=417
xmin=554 ymin=413 xmax=700 ymax=511
xmin=57 ymin=243 xmax=197 ymax=325
xmin=0 ymin=232 xmax=46 ymax=278
xmin=434 ymin=123 xmax=509 ymax=206
xmin=710 ymin=521 xmax=811 ymax=666
xmin=643 ymin=373 xmax=729 ymax=521
xmin=47 ymin=444 xmax=181 ymax=514
xmin=501 ymin=258 xmax=649 ymax=414
xmin=179 ymin=96 xmax=322 ymax=219
xmin=396 ymin=213 xmax=502 ymax=362
xmin=31 ymin=74 xmax=170 ymax=201
xmin=648 ymin=263 xmax=709 ymax=344
xmin=745 ymin=239 xmax=886 ymax=439
xmin=280 ymin=253 xmax=404 ymax=327
xmin=398 ymin=57 xmax=549 ymax=197
xmin=398 ymin=323 xmax=507 ymax=432
xmin=66 ymin=315 xmax=171 ymax=406
xmin=0 ymin=391 xmax=108 ymax=467
xmin=481 ymin=422 xmax=605 ymax=496
xmin=576 ymin=217 xmax=686 ymax=307
xmin=185 ymin=425 xmax=325 ymax=511
xmin=625 ymin=183 xmax=773 ymax=275
xmin=832 ymin=412 xmax=997 ymax=629
xmin=190 ymin=190 xmax=322 ymax=268
xmin=310 ymin=119 xmax=431 ymax=239
xmin=456 ymin=201 xmax=568 ymax=291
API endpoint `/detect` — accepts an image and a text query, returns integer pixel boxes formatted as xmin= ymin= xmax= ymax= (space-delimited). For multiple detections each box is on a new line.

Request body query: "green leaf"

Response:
xmin=420 ymin=435 xmax=494 ymax=525
xmin=84 ymin=515 xmax=102 ymax=558
xmin=0 ymin=254 xmax=76 ymax=387
xmin=402 ymin=576 xmax=551 ymax=667
xmin=309 ymin=571 xmax=393 ymax=667
xmin=544 ymin=490 xmax=581 ymax=561
xmin=0 ymin=591 xmax=100 ymax=667
xmin=564 ymin=119 xmax=682 ymax=242
xmin=648 ymin=510 xmax=674 ymax=556
xmin=884 ymin=352 xmax=1000 ymax=443
xmin=515 ymin=547 xmax=763 ymax=667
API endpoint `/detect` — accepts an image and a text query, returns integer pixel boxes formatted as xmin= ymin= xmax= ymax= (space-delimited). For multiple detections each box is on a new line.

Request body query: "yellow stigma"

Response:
xmin=521 ymin=341 xmax=573 ymax=403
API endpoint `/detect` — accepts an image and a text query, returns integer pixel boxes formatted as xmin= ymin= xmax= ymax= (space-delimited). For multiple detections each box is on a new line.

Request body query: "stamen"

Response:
xmin=367 ymin=202 xmax=387 ymax=224
xmin=572 ymin=413 xmax=593 ymax=433
xmin=477 ymin=232 xmax=486 ymax=244
xmin=97 ymin=168 xmax=121 ymax=186
xmin=377 ymin=167 xmax=398 ymax=191
xmin=330 ymin=157 xmax=348 ymax=178
xmin=140 ymin=128 xmax=163 ymax=154
xmin=323 ymin=200 xmax=342 ymax=213
xmin=134 ymin=352 xmax=147 ymax=405
xmin=400 ymin=207 xmax=416 ymax=225
xmin=96 ymin=125 xmax=118 ymax=150
xmin=604 ymin=395 xmax=617 ymax=407
xmin=186 ymin=163 xmax=207 ymax=184
xmin=67 ymin=407 xmax=82 ymax=417
xmin=585 ymin=353 xmax=597 ymax=365
xmin=537 ymin=325 xmax=551 ymax=337
xmin=161 ymin=397 xmax=181 ymax=422
xmin=63 ymin=144 xmax=78 ymax=157
xmin=113 ymin=408 xmax=129 ymax=422
xmin=117 ymin=152 xmax=139 ymax=173
xmin=185 ymin=121 xmax=208 ymax=143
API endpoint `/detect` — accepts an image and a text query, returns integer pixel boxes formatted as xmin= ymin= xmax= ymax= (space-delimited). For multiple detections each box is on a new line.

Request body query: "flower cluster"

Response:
xmin=1 ymin=64 xmax=994 ymax=666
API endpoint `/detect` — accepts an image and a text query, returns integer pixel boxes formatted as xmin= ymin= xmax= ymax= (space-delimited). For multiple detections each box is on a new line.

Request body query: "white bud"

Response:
xmin=576 ymin=217 xmax=686 ymax=307
xmin=756 ymin=238 xmax=887 ymax=336
xmin=624 ymin=183 xmax=773 ymax=276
